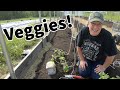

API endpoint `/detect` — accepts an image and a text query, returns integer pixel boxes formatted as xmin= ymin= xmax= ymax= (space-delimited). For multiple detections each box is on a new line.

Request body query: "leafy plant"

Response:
xmin=99 ymin=72 xmax=110 ymax=79
xmin=50 ymin=48 xmax=71 ymax=73
xmin=99 ymin=72 xmax=120 ymax=79
xmin=63 ymin=63 xmax=70 ymax=73
xmin=0 ymin=35 xmax=39 ymax=77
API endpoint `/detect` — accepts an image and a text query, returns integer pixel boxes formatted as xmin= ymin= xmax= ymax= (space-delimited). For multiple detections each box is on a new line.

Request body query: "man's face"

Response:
xmin=88 ymin=21 xmax=102 ymax=36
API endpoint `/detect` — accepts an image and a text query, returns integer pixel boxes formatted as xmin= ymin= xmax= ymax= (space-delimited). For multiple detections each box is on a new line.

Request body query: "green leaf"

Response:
xmin=59 ymin=57 xmax=65 ymax=60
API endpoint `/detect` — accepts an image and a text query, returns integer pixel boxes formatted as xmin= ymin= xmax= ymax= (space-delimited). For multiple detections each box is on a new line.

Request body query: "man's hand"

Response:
xmin=94 ymin=65 xmax=106 ymax=74
xmin=79 ymin=60 xmax=88 ymax=71
xmin=94 ymin=56 xmax=116 ymax=74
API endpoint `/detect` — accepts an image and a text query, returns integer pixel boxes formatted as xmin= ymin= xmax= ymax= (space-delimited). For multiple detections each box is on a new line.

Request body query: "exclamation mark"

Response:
xmin=66 ymin=15 xmax=72 ymax=28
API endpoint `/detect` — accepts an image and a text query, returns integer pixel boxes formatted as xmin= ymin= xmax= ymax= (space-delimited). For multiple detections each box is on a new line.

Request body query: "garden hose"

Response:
xmin=66 ymin=31 xmax=73 ymax=56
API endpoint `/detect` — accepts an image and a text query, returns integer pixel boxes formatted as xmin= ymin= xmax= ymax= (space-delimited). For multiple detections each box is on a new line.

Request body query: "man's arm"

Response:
xmin=77 ymin=46 xmax=85 ymax=61
xmin=103 ymin=55 xmax=115 ymax=69
xmin=77 ymin=46 xmax=88 ymax=70
xmin=95 ymin=55 xmax=115 ymax=73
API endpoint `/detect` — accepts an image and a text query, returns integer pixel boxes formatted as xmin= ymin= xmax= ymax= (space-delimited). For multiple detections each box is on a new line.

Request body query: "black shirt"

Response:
xmin=77 ymin=26 xmax=118 ymax=61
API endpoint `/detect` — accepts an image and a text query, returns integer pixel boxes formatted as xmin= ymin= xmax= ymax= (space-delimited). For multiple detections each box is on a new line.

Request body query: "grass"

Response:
xmin=0 ymin=38 xmax=40 ymax=78
xmin=103 ymin=12 xmax=120 ymax=22
xmin=0 ymin=36 xmax=40 ymax=76
xmin=83 ymin=12 xmax=90 ymax=17
xmin=0 ymin=22 xmax=42 ymax=78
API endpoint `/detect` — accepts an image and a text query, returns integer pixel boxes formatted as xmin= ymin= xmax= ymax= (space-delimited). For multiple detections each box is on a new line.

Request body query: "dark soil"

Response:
xmin=34 ymin=28 xmax=78 ymax=79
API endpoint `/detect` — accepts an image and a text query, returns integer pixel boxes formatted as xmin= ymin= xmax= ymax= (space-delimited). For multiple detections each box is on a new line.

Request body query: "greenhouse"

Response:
xmin=0 ymin=11 xmax=120 ymax=79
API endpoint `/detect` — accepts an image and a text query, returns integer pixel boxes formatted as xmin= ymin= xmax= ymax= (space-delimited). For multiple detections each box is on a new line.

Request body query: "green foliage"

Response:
xmin=0 ymin=11 xmax=63 ymax=21
xmin=0 ymin=35 xmax=39 ymax=67
xmin=103 ymin=11 xmax=120 ymax=22
xmin=99 ymin=72 xmax=120 ymax=79
xmin=0 ymin=11 xmax=39 ymax=20
xmin=51 ymin=49 xmax=66 ymax=63
xmin=99 ymin=72 xmax=110 ymax=79
xmin=50 ymin=48 xmax=71 ymax=73
xmin=83 ymin=12 xmax=90 ymax=17
xmin=110 ymin=75 xmax=120 ymax=79
xmin=63 ymin=63 xmax=70 ymax=72
xmin=0 ymin=35 xmax=39 ymax=77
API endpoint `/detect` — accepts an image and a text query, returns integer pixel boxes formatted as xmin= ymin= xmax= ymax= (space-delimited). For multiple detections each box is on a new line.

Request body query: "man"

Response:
xmin=76 ymin=12 xmax=117 ymax=79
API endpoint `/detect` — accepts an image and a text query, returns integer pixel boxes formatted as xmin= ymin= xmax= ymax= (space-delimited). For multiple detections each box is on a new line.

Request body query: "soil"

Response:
xmin=34 ymin=28 xmax=79 ymax=79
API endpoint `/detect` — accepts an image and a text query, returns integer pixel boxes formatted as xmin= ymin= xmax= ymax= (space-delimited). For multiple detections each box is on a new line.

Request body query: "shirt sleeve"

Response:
xmin=104 ymin=33 xmax=118 ymax=56
xmin=76 ymin=29 xmax=84 ymax=47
